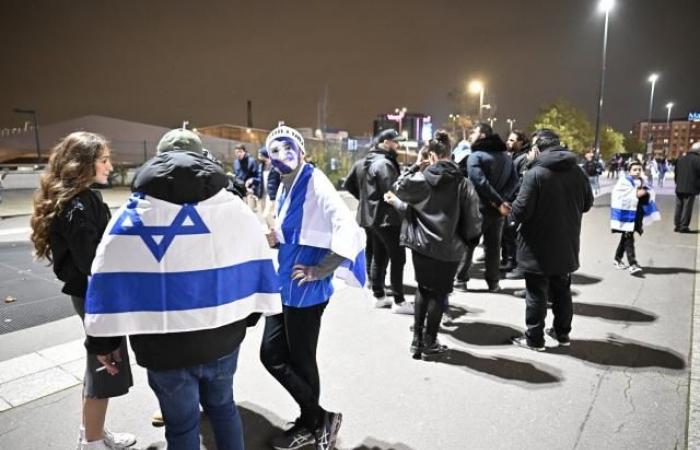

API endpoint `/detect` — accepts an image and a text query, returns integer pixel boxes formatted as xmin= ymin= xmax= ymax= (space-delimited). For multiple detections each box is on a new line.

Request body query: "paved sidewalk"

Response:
xmin=0 ymin=190 xmax=696 ymax=449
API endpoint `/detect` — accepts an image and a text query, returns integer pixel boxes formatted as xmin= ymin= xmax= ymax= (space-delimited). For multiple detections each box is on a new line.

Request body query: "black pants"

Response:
xmin=501 ymin=220 xmax=517 ymax=265
xmin=456 ymin=213 xmax=504 ymax=284
xmin=615 ymin=232 xmax=637 ymax=266
xmin=414 ymin=286 xmax=446 ymax=345
xmin=674 ymin=194 xmax=696 ymax=230
xmin=367 ymin=226 xmax=406 ymax=302
xmin=524 ymin=273 xmax=573 ymax=346
xmin=363 ymin=226 xmax=373 ymax=279
xmin=260 ymin=303 xmax=327 ymax=429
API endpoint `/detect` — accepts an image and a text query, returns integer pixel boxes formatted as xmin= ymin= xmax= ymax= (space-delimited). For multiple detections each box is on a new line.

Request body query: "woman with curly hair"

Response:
xmin=30 ymin=132 xmax=135 ymax=450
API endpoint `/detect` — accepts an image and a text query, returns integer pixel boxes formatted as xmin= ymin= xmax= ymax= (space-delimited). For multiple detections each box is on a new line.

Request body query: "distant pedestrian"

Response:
xmin=611 ymin=160 xmax=661 ymax=275
xmin=454 ymin=122 xmax=517 ymax=293
xmin=30 ymin=132 xmax=136 ymax=450
xmin=674 ymin=142 xmax=700 ymax=232
xmin=385 ymin=130 xmax=481 ymax=358
xmin=582 ymin=150 xmax=603 ymax=195
xmin=510 ymin=129 xmax=593 ymax=352
xmin=233 ymin=143 xmax=259 ymax=210
xmin=343 ymin=128 xmax=412 ymax=314
xmin=501 ymin=130 xmax=529 ymax=277
xmin=258 ymin=147 xmax=281 ymax=228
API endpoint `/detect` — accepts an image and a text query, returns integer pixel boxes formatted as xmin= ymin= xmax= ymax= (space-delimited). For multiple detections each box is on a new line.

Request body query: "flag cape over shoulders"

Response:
xmin=85 ymin=188 xmax=281 ymax=337
xmin=275 ymin=164 xmax=366 ymax=287
xmin=610 ymin=175 xmax=661 ymax=232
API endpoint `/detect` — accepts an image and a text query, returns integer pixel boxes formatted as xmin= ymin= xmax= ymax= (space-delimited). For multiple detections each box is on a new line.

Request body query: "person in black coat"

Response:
xmin=510 ymin=129 xmax=593 ymax=351
xmin=454 ymin=123 xmax=517 ymax=292
xmin=501 ymin=129 xmax=529 ymax=276
xmin=385 ymin=130 xmax=481 ymax=358
xmin=674 ymin=142 xmax=700 ymax=232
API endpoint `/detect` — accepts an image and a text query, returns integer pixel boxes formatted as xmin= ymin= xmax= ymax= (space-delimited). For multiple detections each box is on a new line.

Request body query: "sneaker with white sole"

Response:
xmin=511 ymin=335 xmax=545 ymax=352
xmin=270 ymin=418 xmax=314 ymax=450
xmin=373 ymin=296 xmax=392 ymax=308
xmin=613 ymin=259 xmax=628 ymax=269
xmin=78 ymin=440 xmax=110 ymax=450
xmin=391 ymin=301 xmax=414 ymax=315
xmin=313 ymin=412 xmax=343 ymax=450
xmin=628 ymin=264 xmax=642 ymax=275
xmin=545 ymin=327 xmax=571 ymax=347
xmin=77 ymin=428 xmax=136 ymax=450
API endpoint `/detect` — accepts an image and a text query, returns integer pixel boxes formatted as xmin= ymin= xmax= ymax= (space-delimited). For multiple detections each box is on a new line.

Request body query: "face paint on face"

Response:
xmin=268 ymin=138 xmax=301 ymax=174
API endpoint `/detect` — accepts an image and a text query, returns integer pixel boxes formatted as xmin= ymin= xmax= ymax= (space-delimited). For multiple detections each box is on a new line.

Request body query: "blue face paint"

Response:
xmin=268 ymin=138 xmax=301 ymax=174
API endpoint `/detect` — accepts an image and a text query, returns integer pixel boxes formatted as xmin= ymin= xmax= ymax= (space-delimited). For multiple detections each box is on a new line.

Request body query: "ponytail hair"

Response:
xmin=428 ymin=129 xmax=452 ymax=159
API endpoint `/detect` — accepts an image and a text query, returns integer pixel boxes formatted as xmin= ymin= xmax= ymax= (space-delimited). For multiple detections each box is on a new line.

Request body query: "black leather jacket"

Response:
xmin=393 ymin=160 xmax=482 ymax=262
xmin=344 ymin=148 xmax=402 ymax=228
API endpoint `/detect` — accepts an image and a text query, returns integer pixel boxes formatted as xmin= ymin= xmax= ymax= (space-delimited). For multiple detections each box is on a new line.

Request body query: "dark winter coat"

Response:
xmin=233 ymin=153 xmax=258 ymax=184
xmin=49 ymin=189 xmax=111 ymax=297
xmin=343 ymin=148 xmax=402 ymax=228
xmin=467 ymin=135 xmax=518 ymax=215
xmin=675 ymin=149 xmax=700 ymax=195
xmin=511 ymin=147 xmax=594 ymax=275
xmin=86 ymin=151 xmax=248 ymax=371
xmin=393 ymin=160 xmax=482 ymax=262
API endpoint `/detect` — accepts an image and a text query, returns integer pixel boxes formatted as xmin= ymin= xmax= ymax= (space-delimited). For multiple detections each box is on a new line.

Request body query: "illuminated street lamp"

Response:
xmin=506 ymin=118 xmax=516 ymax=133
xmin=646 ymin=73 xmax=659 ymax=155
xmin=665 ymin=102 xmax=674 ymax=154
xmin=593 ymin=0 xmax=614 ymax=160
xmin=469 ymin=80 xmax=485 ymax=120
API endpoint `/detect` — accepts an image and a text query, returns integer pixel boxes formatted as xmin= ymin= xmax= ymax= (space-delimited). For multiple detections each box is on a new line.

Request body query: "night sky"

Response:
xmin=2 ymin=0 xmax=699 ymax=137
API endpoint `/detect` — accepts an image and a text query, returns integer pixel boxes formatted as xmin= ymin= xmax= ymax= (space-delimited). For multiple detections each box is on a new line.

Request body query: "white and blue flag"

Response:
xmin=275 ymin=164 xmax=366 ymax=288
xmin=85 ymin=189 xmax=282 ymax=337
xmin=610 ymin=175 xmax=661 ymax=232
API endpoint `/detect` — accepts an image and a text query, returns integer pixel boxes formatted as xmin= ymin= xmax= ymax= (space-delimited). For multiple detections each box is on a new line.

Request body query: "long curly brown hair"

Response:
xmin=30 ymin=132 xmax=110 ymax=261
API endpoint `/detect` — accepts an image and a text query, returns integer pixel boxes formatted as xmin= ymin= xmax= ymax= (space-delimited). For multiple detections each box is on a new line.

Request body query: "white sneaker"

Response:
xmin=613 ymin=259 xmax=628 ymax=269
xmin=373 ymin=296 xmax=392 ymax=308
xmin=78 ymin=428 xmax=136 ymax=450
xmin=628 ymin=264 xmax=642 ymax=275
xmin=78 ymin=440 xmax=110 ymax=450
xmin=391 ymin=301 xmax=414 ymax=315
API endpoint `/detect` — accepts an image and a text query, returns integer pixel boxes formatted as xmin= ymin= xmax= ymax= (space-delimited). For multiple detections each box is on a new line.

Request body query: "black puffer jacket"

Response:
xmin=343 ymin=148 xmax=402 ymax=228
xmin=86 ymin=151 xmax=249 ymax=371
xmin=50 ymin=189 xmax=111 ymax=297
xmin=511 ymin=147 xmax=594 ymax=275
xmin=467 ymin=135 xmax=518 ymax=215
xmin=675 ymin=149 xmax=700 ymax=195
xmin=393 ymin=160 xmax=482 ymax=262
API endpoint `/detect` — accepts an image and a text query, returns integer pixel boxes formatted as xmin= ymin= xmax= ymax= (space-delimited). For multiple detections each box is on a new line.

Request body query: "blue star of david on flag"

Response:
xmin=110 ymin=196 xmax=210 ymax=262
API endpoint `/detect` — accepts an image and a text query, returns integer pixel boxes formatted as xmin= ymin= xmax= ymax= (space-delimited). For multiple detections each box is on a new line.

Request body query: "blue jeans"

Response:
xmin=147 ymin=349 xmax=244 ymax=450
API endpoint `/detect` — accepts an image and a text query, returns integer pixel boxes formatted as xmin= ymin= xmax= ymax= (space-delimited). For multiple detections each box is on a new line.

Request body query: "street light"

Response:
xmin=593 ymin=0 xmax=614 ymax=160
xmin=666 ymin=102 xmax=674 ymax=155
xmin=469 ymin=80 xmax=485 ymax=120
xmin=506 ymin=118 xmax=516 ymax=133
xmin=13 ymin=108 xmax=41 ymax=162
xmin=646 ymin=73 xmax=659 ymax=156
xmin=487 ymin=117 xmax=498 ymax=128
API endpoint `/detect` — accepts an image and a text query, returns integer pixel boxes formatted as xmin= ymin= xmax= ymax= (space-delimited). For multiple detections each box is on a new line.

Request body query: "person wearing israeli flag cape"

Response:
xmin=84 ymin=128 xmax=281 ymax=450
xmin=610 ymin=159 xmax=661 ymax=275
xmin=261 ymin=124 xmax=365 ymax=450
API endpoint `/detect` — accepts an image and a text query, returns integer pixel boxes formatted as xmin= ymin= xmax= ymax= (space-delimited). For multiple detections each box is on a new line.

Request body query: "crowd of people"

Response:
xmin=26 ymin=121 xmax=700 ymax=449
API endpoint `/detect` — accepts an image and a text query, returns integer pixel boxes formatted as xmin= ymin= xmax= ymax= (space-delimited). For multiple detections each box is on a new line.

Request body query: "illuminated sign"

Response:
xmin=689 ymin=113 xmax=700 ymax=122
xmin=387 ymin=114 xmax=403 ymax=121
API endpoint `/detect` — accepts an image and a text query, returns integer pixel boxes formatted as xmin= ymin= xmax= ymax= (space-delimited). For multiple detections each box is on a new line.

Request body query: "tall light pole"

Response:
xmin=646 ymin=73 xmax=659 ymax=157
xmin=469 ymin=80 xmax=485 ymax=121
xmin=13 ymin=108 xmax=41 ymax=162
xmin=665 ymin=102 xmax=674 ymax=155
xmin=506 ymin=118 xmax=516 ymax=133
xmin=593 ymin=0 xmax=614 ymax=160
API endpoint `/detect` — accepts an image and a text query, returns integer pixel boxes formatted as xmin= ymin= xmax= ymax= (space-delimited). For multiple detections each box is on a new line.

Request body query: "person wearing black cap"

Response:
xmin=344 ymin=128 xmax=412 ymax=314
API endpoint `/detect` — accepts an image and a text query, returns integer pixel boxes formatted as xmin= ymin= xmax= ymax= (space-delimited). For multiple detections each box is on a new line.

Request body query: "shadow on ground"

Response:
xmin=423 ymin=348 xmax=562 ymax=385
xmin=641 ymin=266 xmax=699 ymax=275
xmin=573 ymin=302 xmax=657 ymax=323
xmin=347 ymin=438 xmax=415 ymax=450
xmin=570 ymin=272 xmax=603 ymax=285
xmin=441 ymin=321 xmax=521 ymax=346
xmin=550 ymin=334 xmax=686 ymax=370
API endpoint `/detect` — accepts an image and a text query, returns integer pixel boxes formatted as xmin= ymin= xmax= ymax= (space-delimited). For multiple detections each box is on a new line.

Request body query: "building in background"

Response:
xmin=634 ymin=112 xmax=700 ymax=159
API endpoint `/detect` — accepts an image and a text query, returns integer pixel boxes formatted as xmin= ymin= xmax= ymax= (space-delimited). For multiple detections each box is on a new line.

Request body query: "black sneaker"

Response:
xmin=487 ymin=281 xmax=501 ymax=293
xmin=505 ymin=268 xmax=525 ymax=280
xmin=511 ymin=335 xmax=545 ymax=352
xmin=545 ymin=328 xmax=571 ymax=347
xmin=421 ymin=340 xmax=448 ymax=359
xmin=271 ymin=418 xmax=314 ymax=450
xmin=453 ymin=280 xmax=468 ymax=292
xmin=313 ymin=412 xmax=342 ymax=450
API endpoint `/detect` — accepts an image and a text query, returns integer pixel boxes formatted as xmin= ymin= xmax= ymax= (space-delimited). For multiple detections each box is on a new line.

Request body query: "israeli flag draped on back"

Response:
xmin=85 ymin=189 xmax=282 ymax=337
xmin=275 ymin=164 xmax=366 ymax=287
xmin=610 ymin=175 xmax=661 ymax=232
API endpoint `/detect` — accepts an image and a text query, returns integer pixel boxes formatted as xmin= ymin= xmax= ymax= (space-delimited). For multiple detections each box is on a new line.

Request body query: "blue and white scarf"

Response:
xmin=610 ymin=175 xmax=661 ymax=232
xmin=85 ymin=189 xmax=282 ymax=337
xmin=275 ymin=163 xmax=366 ymax=287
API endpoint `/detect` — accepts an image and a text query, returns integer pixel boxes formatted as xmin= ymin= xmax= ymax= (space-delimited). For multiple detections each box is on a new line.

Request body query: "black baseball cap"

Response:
xmin=375 ymin=129 xmax=406 ymax=143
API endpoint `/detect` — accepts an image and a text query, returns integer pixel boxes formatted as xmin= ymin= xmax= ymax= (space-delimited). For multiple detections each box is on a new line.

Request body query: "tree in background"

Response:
xmin=600 ymin=125 xmax=625 ymax=160
xmin=530 ymin=99 xmax=594 ymax=154
xmin=623 ymin=134 xmax=646 ymax=155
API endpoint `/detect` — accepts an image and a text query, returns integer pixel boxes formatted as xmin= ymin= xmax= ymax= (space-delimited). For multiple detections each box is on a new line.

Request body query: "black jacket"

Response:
xmin=511 ymin=147 xmax=594 ymax=275
xmin=343 ymin=148 xmax=402 ymax=228
xmin=675 ymin=149 xmax=700 ymax=195
xmin=50 ymin=189 xmax=111 ymax=297
xmin=393 ymin=161 xmax=482 ymax=262
xmin=86 ymin=151 xmax=248 ymax=371
xmin=467 ymin=135 xmax=518 ymax=214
